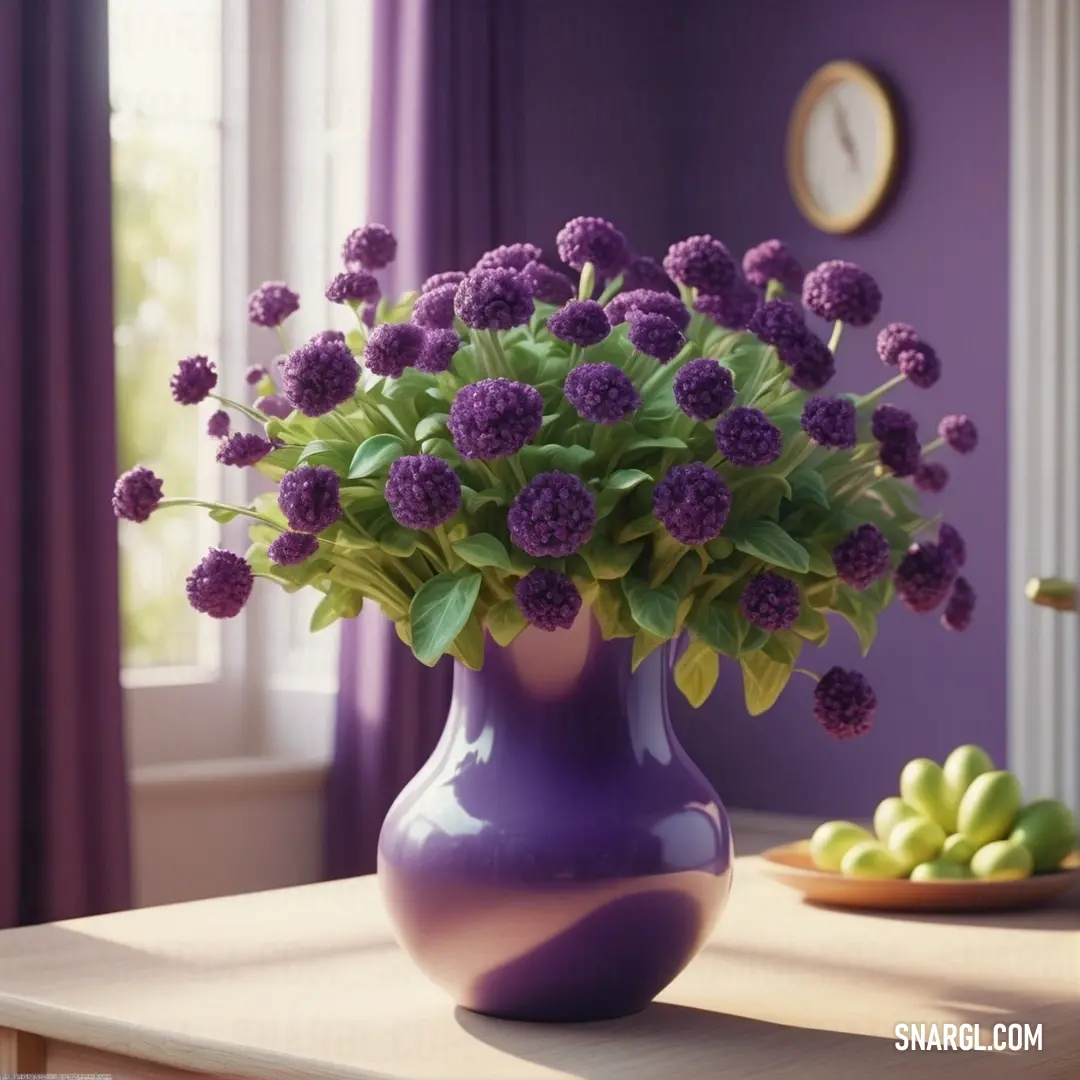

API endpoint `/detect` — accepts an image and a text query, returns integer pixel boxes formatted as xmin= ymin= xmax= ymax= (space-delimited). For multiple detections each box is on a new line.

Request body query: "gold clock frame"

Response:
xmin=786 ymin=61 xmax=899 ymax=235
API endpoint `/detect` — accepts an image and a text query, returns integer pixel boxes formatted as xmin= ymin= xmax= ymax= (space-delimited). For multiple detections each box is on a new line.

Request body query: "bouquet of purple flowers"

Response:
xmin=114 ymin=217 xmax=978 ymax=736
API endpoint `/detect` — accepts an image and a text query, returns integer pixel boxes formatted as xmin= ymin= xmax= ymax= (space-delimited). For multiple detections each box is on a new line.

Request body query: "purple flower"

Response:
xmin=411 ymin=283 xmax=457 ymax=330
xmin=832 ymin=524 xmax=891 ymax=591
xmin=801 ymin=395 xmax=857 ymax=450
xmin=627 ymin=310 xmax=685 ymax=362
xmin=515 ymin=569 xmax=582 ymax=631
xmin=895 ymin=541 xmax=956 ymax=613
xmin=877 ymin=322 xmax=921 ymax=367
xmin=325 ymin=270 xmax=380 ymax=305
xmin=416 ymin=329 xmax=460 ymax=374
xmin=740 ymin=572 xmax=801 ymax=631
xmin=605 ymin=289 xmax=691 ymax=332
xmin=913 ymin=460 xmax=950 ymax=494
xmin=385 ymin=454 xmax=462 ymax=530
xmin=507 ymin=471 xmax=596 ymax=557
xmin=268 ymin=531 xmax=320 ymax=566
xmin=247 ymin=282 xmax=300 ymax=328
xmin=563 ymin=362 xmax=640 ymax=424
xmin=216 ymin=432 xmax=274 ymax=468
xmin=621 ymin=255 xmax=677 ymax=294
xmin=652 ymin=462 xmax=732 ymax=545
xmin=170 ymin=354 xmax=217 ymax=405
xmin=112 ymin=466 xmax=163 ymax=523
xmin=363 ymin=322 xmax=426 ymax=378
xmin=207 ymin=410 xmax=231 ymax=438
xmin=342 ymin=223 xmax=396 ymax=270
xmin=673 ymin=358 xmax=735 ymax=421
xmin=939 ymin=413 xmax=978 ymax=454
xmin=281 ymin=336 xmax=359 ymax=415
xmin=742 ymin=239 xmax=804 ymax=292
xmin=547 ymin=300 xmax=611 ymax=347
xmin=747 ymin=299 xmax=810 ymax=350
xmin=663 ymin=235 xmax=738 ymax=294
xmin=802 ymin=260 xmax=882 ymax=326
xmin=871 ymin=403 xmax=918 ymax=441
xmin=693 ymin=280 xmax=758 ymax=330
xmin=878 ymin=431 xmax=922 ymax=477
xmin=454 ymin=267 xmax=534 ymax=331
xmin=520 ymin=262 xmax=576 ymax=305
xmin=421 ymin=270 xmax=466 ymax=294
xmin=556 ymin=216 xmax=630 ymax=277
xmin=448 ymin=378 xmax=544 ymax=460
xmin=277 ymin=465 xmax=342 ymax=534
xmin=186 ymin=548 xmax=254 ymax=619
xmin=255 ymin=394 xmax=293 ymax=419
xmin=942 ymin=576 xmax=976 ymax=632
xmin=899 ymin=346 xmax=942 ymax=389
xmin=938 ymin=522 xmax=966 ymax=570
xmin=475 ymin=243 xmax=543 ymax=272
xmin=716 ymin=407 xmax=782 ymax=468
xmin=786 ymin=335 xmax=837 ymax=391
xmin=813 ymin=667 xmax=876 ymax=740
xmin=310 ymin=330 xmax=346 ymax=345
xmin=245 ymin=364 xmax=268 ymax=386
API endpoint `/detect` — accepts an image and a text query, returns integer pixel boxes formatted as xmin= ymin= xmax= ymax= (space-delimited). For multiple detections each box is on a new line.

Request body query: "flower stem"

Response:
xmin=857 ymin=372 xmax=907 ymax=411
xmin=578 ymin=262 xmax=596 ymax=301
xmin=156 ymin=497 xmax=285 ymax=531
xmin=210 ymin=394 xmax=268 ymax=424
xmin=828 ymin=321 xmax=844 ymax=353
xmin=508 ymin=455 xmax=528 ymax=489
xmin=487 ymin=329 xmax=508 ymax=376
xmin=766 ymin=279 xmax=785 ymax=301
xmin=597 ymin=273 xmax=624 ymax=306
xmin=276 ymin=325 xmax=290 ymax=354
xmin=793 ymin=667 xmax=820 ymax=683
xmin=921 ymin=436 xmax=945 ymax=456
xmin=433 ymin=525 xmax=459 ymax=569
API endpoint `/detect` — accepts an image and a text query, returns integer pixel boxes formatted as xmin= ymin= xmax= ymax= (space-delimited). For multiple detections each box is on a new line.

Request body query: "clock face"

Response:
xmin=787 ymin=63 xmax=897 ymax=234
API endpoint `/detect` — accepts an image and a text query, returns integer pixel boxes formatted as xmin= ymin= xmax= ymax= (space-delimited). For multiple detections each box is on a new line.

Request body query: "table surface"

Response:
xmin=0 ymin=815 xmax=1077 ymax=1080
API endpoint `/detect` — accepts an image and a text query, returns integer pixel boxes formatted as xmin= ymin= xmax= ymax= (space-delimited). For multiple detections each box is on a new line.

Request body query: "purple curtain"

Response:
xmin=0 ymin=0 xmax=132 ymax=927
xmin=324 ymin=0 xmax=523 ymax=879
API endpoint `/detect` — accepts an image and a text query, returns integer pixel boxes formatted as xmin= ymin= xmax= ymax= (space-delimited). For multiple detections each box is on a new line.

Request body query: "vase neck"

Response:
xmin=447 ymin=621 xmax=673 ymax=765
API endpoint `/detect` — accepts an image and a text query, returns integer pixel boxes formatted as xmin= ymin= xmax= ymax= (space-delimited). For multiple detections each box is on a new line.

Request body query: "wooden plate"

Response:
xmin=760 ymin=841 xmax=1080 ymax=912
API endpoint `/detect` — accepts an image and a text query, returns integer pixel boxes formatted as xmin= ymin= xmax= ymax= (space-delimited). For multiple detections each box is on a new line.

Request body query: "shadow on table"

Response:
xmin=456 ymin=1001 xmax=1026 ymax=1079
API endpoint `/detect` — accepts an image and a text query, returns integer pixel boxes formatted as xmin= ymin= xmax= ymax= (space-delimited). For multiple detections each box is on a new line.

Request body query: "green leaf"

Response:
xmin=579 ymin=536 xmax=643 ymax=580
xmin=705 ymin=537 xmax=734 ymax=561
xmin=414 ymin=413 xmax=449 ymax=441
xmin=675 ymin=640 xmax=720 ymax=708
xmin=309 ymin=591 xmax=342 ymax=632
xmin=595 ymin=469 xmax=652 ymax=517
xmin=618 ymin=434 xmax=687 ymax=456
xmin=832 ymin=588 xmax=878 ymax=656
xmin=592 ymin=581 xmax=637 ymax=639
xmin=740 ymin=624 xmax=771 ymax=654
xmin=346 ymin=329 xmax=366 ymax=354
xmin=451 ymin=615 xmax=485 ymax=670
xmin=803 ymin=540 xmax=836 ymax=578
xmin=622 ymin=575 xmax=679 ymax=638
xmin=409 ymin=570 xmax=483 ymax=665
xmin=461 ymin=486 xmax=510 ymax=513
xmin=519 ymin=443 xmax=597 ymax=474
xmin=338 ymin=485 xmax=389 ymax=511
xmin=631 ymin=629 xmax=666 ymax=672
xmin=420 ymin=437 xmax=459 ymax=461
xmin=740 ymin=649 xmax=795 ymax=716
xmin=452 ymin=533 xmax=511 ymax=571
xmin=762 ymin=630 xmax=801 ymax=666
xmin=792 ymin=604 xmax=830 ymax=645
xmin=788 ymin=466 xmax=830 ymax=510
xmin=348 ymin=434 xmax=408 ymax=479
xmin=487 ymin=599 xmax=527 ymax=647
xmin=209 ymin=506 xmax=240 ymax=524
xmin=381 ymin=368 xmax=434 ymax=401
xmin=370 ymin=514 xmax=418 ymax=558
xmin=328 ymin=582 xmax=364 ymax=618
xmin=726 ymin=520 xmax=810 ymax=574
xmin=687 ymin=600 xmax=742 ymax=658
xmin=616 ymin=512 xmax=660 ymax=543
xmin=298 ymin=439 xmax=354 ymax=470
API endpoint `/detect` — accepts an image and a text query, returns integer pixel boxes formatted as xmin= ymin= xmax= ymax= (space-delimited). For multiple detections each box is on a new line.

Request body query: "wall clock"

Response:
xmin=786 ymin=61 xmax=899 ymax=235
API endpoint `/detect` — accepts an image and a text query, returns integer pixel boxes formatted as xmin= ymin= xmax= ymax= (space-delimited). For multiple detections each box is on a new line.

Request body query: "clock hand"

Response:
xmin=832 ymin=100 xmax=859 ymax=172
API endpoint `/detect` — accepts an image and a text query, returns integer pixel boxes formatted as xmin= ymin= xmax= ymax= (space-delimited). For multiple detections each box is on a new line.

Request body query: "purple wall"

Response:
xmin=666 ymin=0 xmax=1011 ymax=817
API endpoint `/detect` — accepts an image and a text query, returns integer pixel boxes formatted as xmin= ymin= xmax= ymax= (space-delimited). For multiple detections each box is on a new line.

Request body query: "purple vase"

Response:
xmin=377 ymin=616 xmax=733 ymax=1022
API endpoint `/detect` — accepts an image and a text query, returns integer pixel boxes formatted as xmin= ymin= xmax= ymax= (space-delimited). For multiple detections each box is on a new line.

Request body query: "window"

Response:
xmin=112 ymin=0 xmax=374 ymax=767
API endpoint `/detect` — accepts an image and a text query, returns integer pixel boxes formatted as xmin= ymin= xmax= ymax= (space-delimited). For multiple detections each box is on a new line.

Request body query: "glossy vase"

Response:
xmin=377 ymin=616 xmax=733 ymax=1022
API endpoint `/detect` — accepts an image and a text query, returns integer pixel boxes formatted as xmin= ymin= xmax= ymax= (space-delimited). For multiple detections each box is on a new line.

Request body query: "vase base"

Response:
xmin=456 ymin=1000 xmax=651 ymax=1024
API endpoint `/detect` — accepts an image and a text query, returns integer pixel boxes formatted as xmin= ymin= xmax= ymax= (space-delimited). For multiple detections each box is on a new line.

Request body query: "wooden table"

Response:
xmin=0 ymin=817 xmax=1077 ymax=1080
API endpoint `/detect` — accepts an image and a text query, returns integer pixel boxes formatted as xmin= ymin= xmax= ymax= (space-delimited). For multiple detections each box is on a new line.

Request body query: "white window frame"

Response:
xmin=123 ymin=0 xmax=371 ymax=768
xmin=1009 ymin=0 xmax=1080 ymax=814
